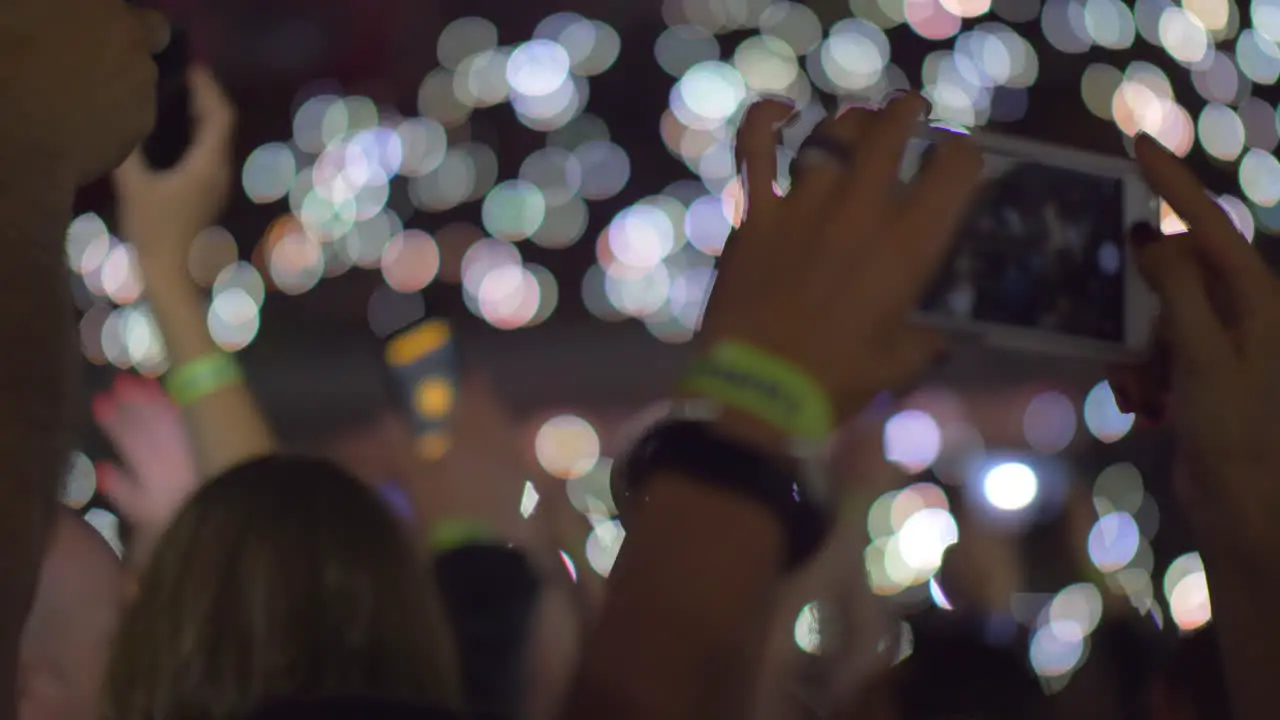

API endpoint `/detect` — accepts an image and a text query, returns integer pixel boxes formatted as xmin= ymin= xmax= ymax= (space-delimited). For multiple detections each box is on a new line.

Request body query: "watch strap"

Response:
xmin=615 ymin=419 xmax=831 ymax=571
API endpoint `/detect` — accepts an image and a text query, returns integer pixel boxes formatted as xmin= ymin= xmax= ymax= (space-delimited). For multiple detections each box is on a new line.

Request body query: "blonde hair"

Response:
xmin=104 ymin=456 xmax=459 ymax=720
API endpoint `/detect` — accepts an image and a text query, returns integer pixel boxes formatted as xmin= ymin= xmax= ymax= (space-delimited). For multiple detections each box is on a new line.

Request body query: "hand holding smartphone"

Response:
xmin=903 ymin=131 xmax=1159 ymax=361
xmin=790 ymin=125 xmax=1159 ymax=361
xmin=142 ymin=22 xmax=192 ymax=170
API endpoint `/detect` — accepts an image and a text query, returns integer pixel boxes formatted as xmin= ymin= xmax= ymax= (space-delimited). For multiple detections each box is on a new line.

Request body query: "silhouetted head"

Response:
xmin=104 ymin=456 xmax=459 ymax=720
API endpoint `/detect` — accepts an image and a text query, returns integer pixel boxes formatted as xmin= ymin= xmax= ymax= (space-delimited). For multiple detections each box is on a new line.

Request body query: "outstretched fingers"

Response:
xmin=832 ymin=93 xmax=928 ymax=231
xmin=1134 ymin=228 xmax=1233 ymax=374
xmin=1135 ymin=134 xmax=1273 ymax=321
xmin=735 ymin=99 xmax=794 ymax=223
xmin=887 ymin=130 xmax=984 ymax=307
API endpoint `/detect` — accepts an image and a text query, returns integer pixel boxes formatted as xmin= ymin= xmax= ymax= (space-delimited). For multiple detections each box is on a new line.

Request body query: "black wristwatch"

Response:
xmin=613 ymin=419 xmax=832 ymax=571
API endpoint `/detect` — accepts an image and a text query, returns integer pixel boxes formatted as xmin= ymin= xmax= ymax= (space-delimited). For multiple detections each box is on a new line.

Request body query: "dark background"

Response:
xmin=69 ymin=0 xmax=1277 ymax=627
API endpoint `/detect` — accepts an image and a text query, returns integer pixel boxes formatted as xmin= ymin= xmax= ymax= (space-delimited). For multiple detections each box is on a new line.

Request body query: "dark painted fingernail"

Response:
xmin=1130 ymin=222 xmax=1159 ymax=248
xmin=1138 ymin=397 xmax=1165 ymax=424
xmin=1113 ymin=386 xmax=1134 ymax=415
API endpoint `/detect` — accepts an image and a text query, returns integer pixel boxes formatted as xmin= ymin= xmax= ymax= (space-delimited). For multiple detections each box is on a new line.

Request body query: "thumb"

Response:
xmin=111 ymin=148 xmax=152 ymax=193
xmin=1133 ymin=228 xmax=1231 ymax=373
xmin=183 ymin=66 xmax=236 ymax=165
xmin=134 ymin=7 xmax=171 ymax=55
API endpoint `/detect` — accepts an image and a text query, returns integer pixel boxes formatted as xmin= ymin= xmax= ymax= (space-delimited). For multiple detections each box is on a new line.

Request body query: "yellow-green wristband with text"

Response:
xmin=164 ymin=353 xmax=245 ymax=407
xmin=679 ymin=340 xmax=835 ymax=440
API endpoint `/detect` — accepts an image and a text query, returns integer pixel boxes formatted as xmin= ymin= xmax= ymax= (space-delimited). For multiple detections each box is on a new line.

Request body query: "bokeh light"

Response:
xmin=1084 ymin=381 xmax=1135 ymax=443
xmin=1164 ymin=552 xmax=1213 ymax=631
xmin=535 ymin=414 xmax=601 ymax=480
xmin=69 ymin=8 xmax=1278 ymax=690
xmin=884 ymin=409 xmax=944 ymax=473
xmin=982 ymin=461 xmax=1039 ymax=511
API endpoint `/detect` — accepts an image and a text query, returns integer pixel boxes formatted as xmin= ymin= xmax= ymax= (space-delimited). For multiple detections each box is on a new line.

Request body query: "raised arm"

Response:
xmin=0 ymin=1 xmax=163 ymax=716
xmin=561 ymin=95 xmax=983 ymax=720
xmin=0 ymin=151 xmax=83 ymax=720
xmin=1113 ymin=134 xmax=1280 ymax=720
xmin=112 ymin=67 xmax=275 ymax=480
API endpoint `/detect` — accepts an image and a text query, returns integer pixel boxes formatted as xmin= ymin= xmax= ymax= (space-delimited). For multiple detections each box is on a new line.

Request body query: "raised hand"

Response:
xmin=91 ymin=373 xmax=198 ymax=554
xmin=1115 ymin=136 xmax=1280 ymax=563
xmin=110 ymin=64 xmax=277 ymax=479
xmin=409 ymin=374 xmax=532 ymax=547
xmin=0 ymin=0 xmax=165 ymax=185
xmin=113 ymin=65 xmax=236 ymax=271
xmin=1112 ymin=134 xmax=1280 ymax=720
xmin=700 ymin=95 xmax=983 ymax=447
xmin=563 ymin=96 xmax=984 ymax=720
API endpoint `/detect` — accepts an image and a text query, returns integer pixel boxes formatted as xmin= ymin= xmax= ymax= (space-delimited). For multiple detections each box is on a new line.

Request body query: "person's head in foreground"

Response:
xmin=104 ymin=456 xmax=459 ymax=720
xmin=1150 ymin=626 xmax=1230 ymax=720
xmin=840 ymin=627 xmax=1044 ymax=720
xmin=19 ymin=509 xmax=124 ymax=720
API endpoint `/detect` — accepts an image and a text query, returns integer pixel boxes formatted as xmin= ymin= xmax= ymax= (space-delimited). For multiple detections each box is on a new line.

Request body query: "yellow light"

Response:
xmin=414 ymin=377 xmax=456 ymax=418
xmin=385 ymin=320 xmax=451 ymax=367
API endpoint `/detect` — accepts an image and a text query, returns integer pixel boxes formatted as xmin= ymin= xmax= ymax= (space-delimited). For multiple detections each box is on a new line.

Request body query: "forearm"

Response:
xmin=0 ymin=166 xmax=77 ymax=720
xmin=138 ymin=262 xmax=274 ymax=479
xmin=561 ymin=474 xmax=785 ymax=720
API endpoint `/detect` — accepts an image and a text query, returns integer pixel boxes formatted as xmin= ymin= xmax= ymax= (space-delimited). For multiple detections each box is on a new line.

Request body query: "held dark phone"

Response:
xmin=143 ymin=25 xmax=192 ymax=169
xmin=383 ymin=319 xmax=458 ymax=454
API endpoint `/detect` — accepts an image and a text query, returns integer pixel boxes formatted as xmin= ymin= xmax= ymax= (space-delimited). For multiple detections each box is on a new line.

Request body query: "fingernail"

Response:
xmin=775 ymin=108 xmax=802 ymax=131
xmin=1113 ymin=387 xmax=1134 ymax=415
xmin=835 ymin=99 xmax=875 ymax=117
xmin=1130 ymin=222 xmax=1159 ymax=249
xmin=139 ymin=10 xmax=173 ymax=55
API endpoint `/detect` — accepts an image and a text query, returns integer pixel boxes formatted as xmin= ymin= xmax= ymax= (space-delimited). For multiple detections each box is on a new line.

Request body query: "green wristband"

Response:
xmin=679 ymin=340 xmax=835 ymax=440
xmin=428 ymin=519 xmax=499 ymax=552
xmin=164 ymin=353 xmax=245 ymax=407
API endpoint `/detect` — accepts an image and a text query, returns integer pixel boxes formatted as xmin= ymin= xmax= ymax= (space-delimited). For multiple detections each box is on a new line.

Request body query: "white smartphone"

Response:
xmin=903 ymin=130 xmax=1159 ymax=361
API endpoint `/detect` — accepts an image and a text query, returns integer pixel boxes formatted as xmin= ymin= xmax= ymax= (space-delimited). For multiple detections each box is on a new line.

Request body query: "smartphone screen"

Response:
xmin=383 ymin=319 xmax=457 ymax=459
xmin=903 ymin=133 xmax=1156 ymax=357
